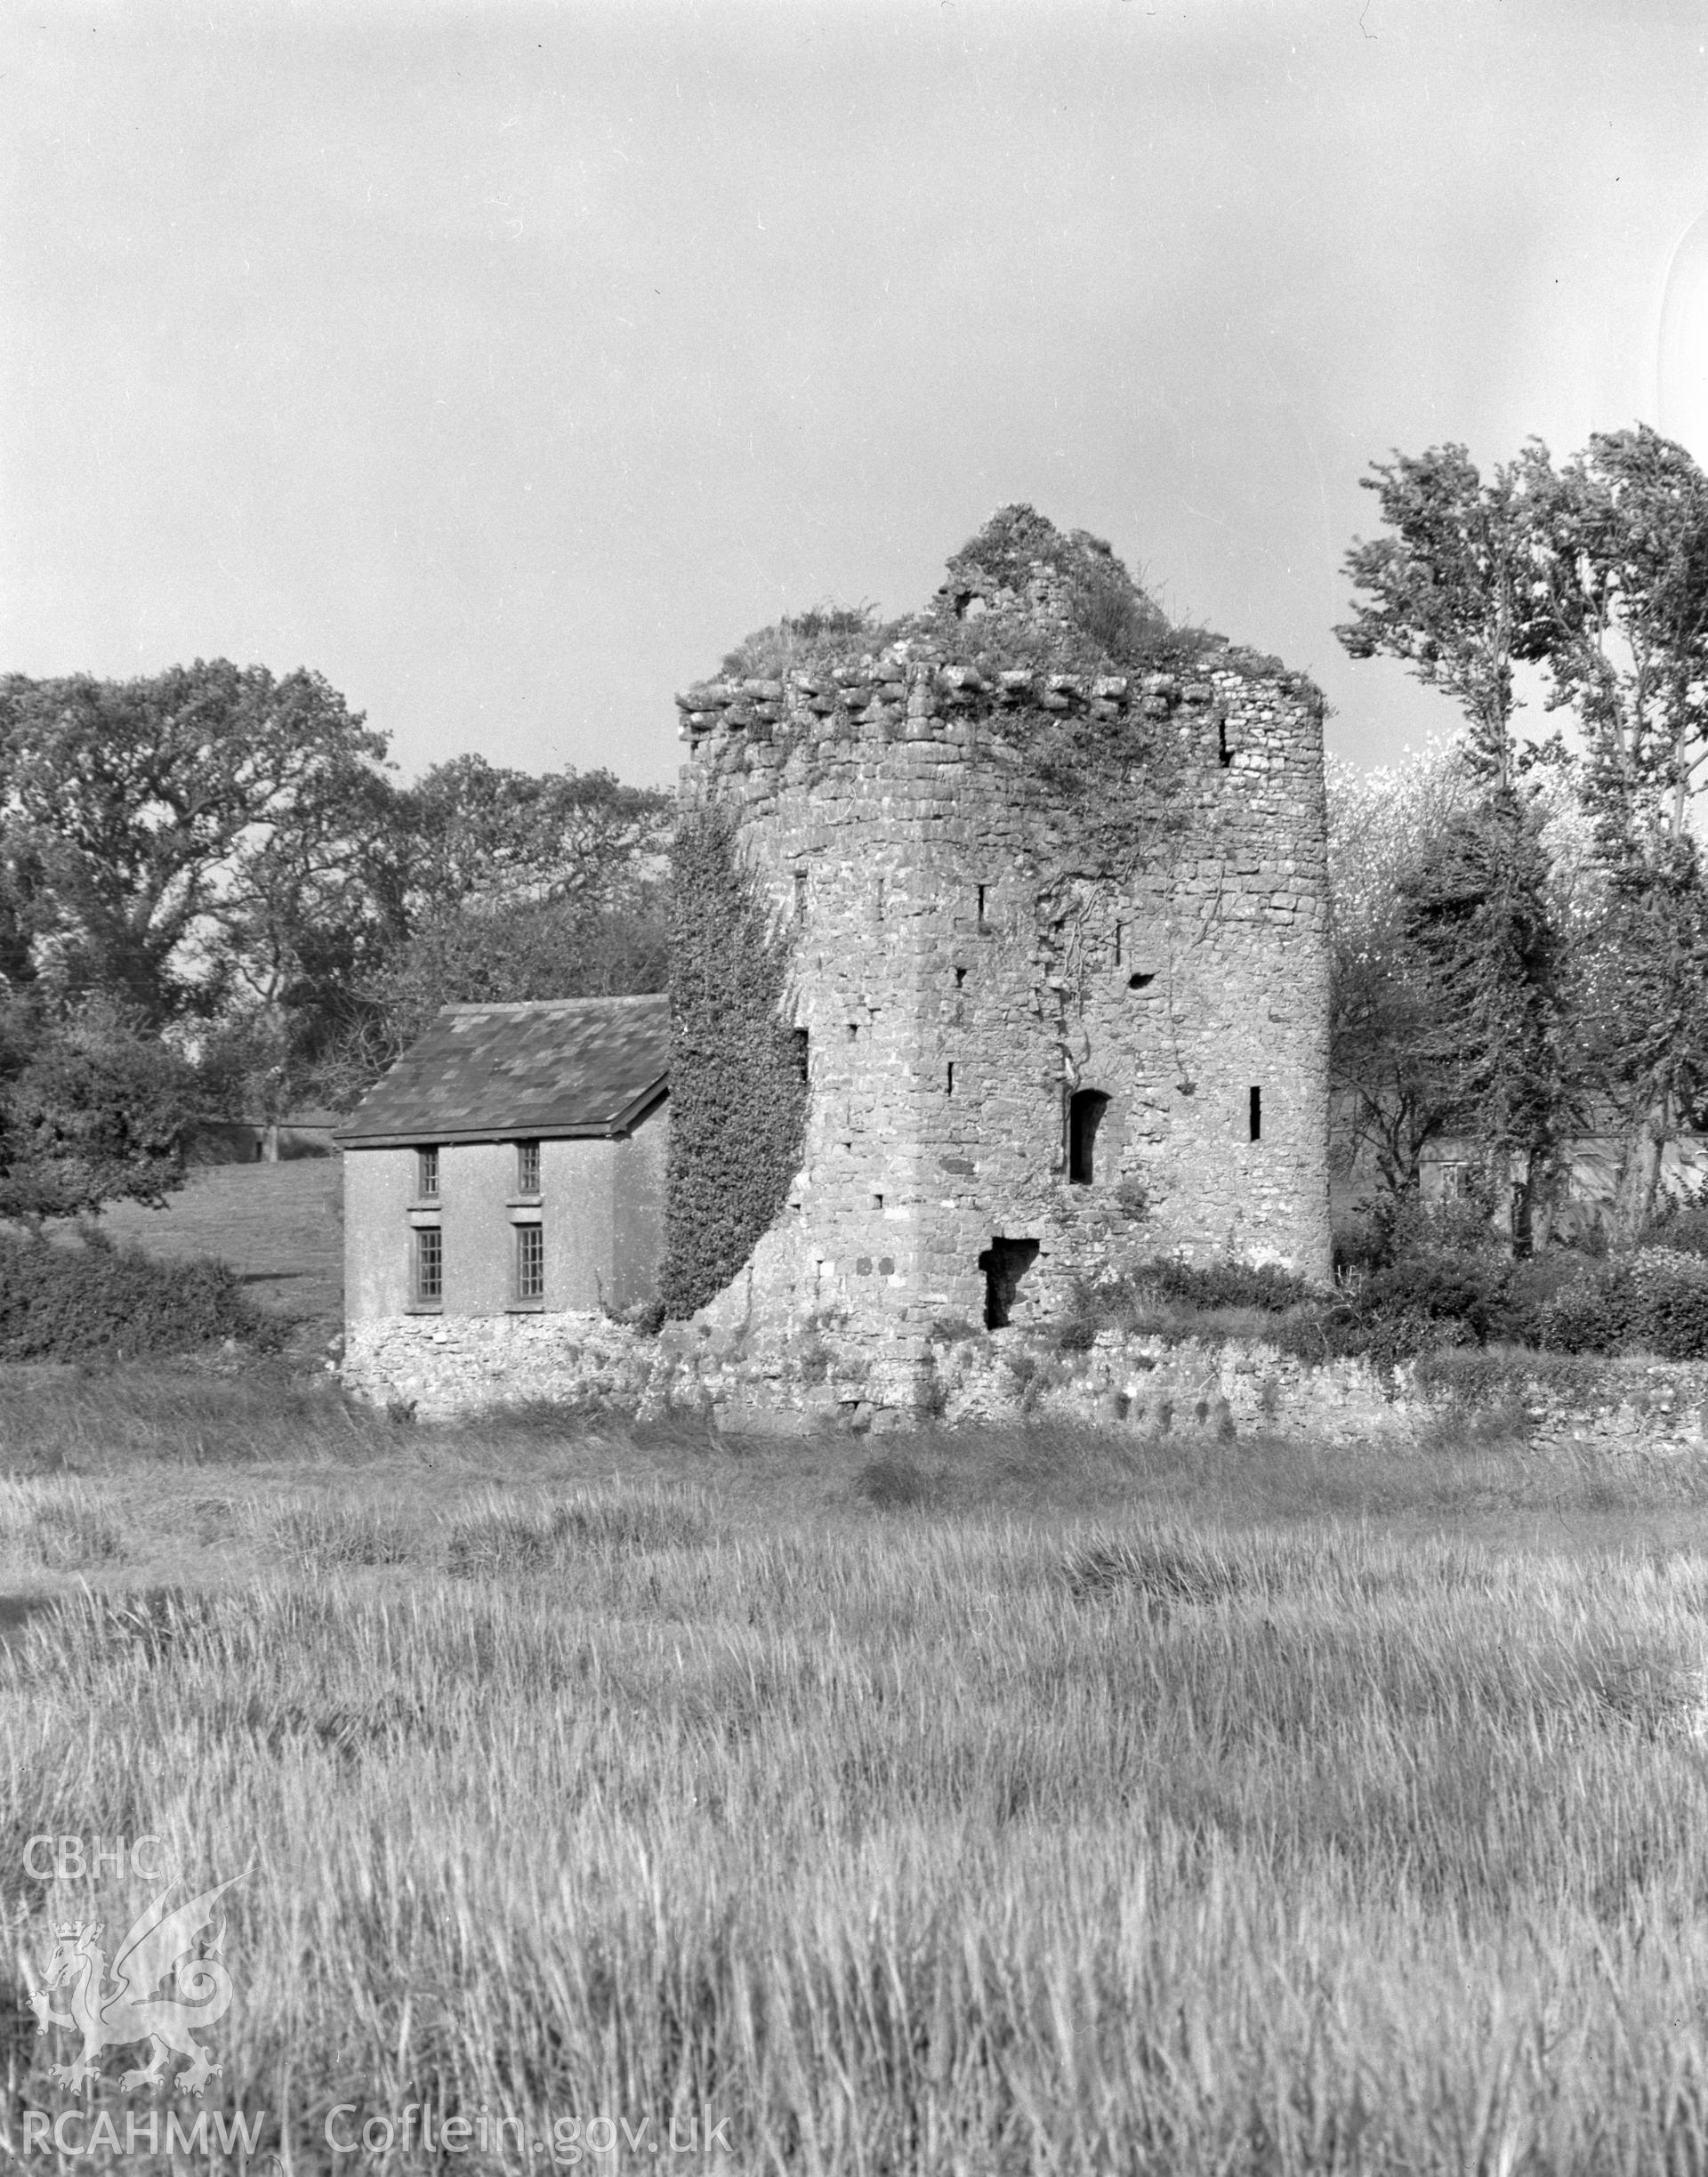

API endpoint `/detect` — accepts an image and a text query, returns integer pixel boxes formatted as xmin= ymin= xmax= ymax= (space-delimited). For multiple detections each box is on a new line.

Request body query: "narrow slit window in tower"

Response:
xmin=1068 ymin=1090 xmax=1109 ymax=1185
xmin=947 ymin=1061 xmax=955 ymax=1097
xmin=1218 ymin=720 xmax=1232 ymax=769
xmin=1114 ymin=922 xmax=1123 ymax=965
xmin=794 ymin=868 xmax=808 ymax=921
xmin=792 ymin=1028 xmax=810 ymax=1083
xmin=976 ymin=884 xmax=987 ymax=929
xmin=1249 ymin=1085 xmax=1262 ymax=1142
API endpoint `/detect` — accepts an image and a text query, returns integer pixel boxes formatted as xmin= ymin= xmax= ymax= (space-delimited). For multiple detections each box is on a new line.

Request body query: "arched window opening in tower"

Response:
xmin=1068 ymin=1091 xmax=1110 ymax=1185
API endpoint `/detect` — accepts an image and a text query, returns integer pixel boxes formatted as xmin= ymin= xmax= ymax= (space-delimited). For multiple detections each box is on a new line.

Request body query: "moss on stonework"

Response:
xmin=661 ymin=806 xmax=808 ymax=1320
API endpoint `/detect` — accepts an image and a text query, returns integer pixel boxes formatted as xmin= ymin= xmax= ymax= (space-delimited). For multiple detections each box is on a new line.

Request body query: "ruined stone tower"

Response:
xmin=673 ymin=508 xmax=1331 ymax=1414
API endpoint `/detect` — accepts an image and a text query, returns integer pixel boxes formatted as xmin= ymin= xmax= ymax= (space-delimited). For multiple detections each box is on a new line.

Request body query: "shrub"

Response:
xmin=0 ymin=1231 xmax=281 ymax=1361
xmin=1066 ymin=1529 xmax=1246 ymax=1608
xmin=1640 ymin=1204 xmax=1708 ymax=1259
xmin=1332 ymin=1208 xmax=1385 ymax=1281
xmin=1051 ymin=1259 xmax=1335 ymax=1362
xmin=1542 ymin=1249 xmax=1708 ymax=1361
xmin=262 ymin=1501 xmax=415 ymax=1569
xmin=1124 ymin=1257 xmax=1316 ymax=1314
xmin=718 ymin=602 xmax=907 ymax=681
xmin=1112 ymin=1175 xmax=1150 ymax=1222
xmin=1358 ymin=1247 xmax=1516 ymax=1344
xmin=854 ymin=1455 xmax=941 ymax=1512
xmin=447 ymin=1488 xmax=712 ymax=1575
xmin=1629 ymin=1250 xmax=1708 ymax=1358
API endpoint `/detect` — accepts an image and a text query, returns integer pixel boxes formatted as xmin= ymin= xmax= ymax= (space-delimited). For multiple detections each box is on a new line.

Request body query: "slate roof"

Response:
xmin=334 ymin=996 xmax=669 ymax=1148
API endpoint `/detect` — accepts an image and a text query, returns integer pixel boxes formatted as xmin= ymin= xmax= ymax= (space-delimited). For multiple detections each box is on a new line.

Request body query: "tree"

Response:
xmin=0 ymin=661 xmax=389 ymax=1028
xmin=322 ymin=891 xmax=670 ymax=1104
xmin=315 ymin=757 xmax=673 ymax=1104
xmin=390 ymin=755 xmax=672 ymax=924
xmin=1531 ymin=425 xmax=1708 ymax=849
xmin=1337 ymin=447 xmax=1571 ymax=1246
xmin=1337 ymin=442 xmax=1553 ymax=789
xmin=0 ymin=664 xmax=677 ymax=1123
xmin=1398 ymin=794 xmax=1566 ymax=1253
xmin=0 ymin=1001 xmax=199 ymax=1225
xmin=1326 ymin=742 xmax=1471 ymax=1203
xmin=1524 ymin=425 xmax=1708 ymax=1238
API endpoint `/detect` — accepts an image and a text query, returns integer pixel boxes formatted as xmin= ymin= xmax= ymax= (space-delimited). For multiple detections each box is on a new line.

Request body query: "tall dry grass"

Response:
xmin=6 ymin=1376 xmax=1708 ymax=2167
xmin=6 ymin=1375 xmax=1705 ymax=2159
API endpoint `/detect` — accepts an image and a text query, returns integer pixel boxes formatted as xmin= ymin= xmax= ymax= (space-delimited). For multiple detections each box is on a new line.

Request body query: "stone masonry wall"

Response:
xmin=672 ymin=637 xmax=1331 ymax=1415
xmin=343 ymin=1314 xmax=1708 ymax=1468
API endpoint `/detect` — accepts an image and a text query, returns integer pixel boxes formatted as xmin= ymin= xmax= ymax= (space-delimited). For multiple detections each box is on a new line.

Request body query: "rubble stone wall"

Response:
xmin=673 ymin=642 xmax=1331 ymax=1412
xmin=342 ymin=1313 xmax=1708 ymax=1463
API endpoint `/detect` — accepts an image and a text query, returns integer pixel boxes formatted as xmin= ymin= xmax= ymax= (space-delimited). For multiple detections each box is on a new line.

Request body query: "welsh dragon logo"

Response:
xmin=25 ymin=1873 xmax=246 ymax=2097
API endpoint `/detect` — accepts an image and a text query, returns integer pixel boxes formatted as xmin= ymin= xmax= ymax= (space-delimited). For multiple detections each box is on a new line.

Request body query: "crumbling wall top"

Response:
xmin=675 ymin=504 xmax=1323 ymax=754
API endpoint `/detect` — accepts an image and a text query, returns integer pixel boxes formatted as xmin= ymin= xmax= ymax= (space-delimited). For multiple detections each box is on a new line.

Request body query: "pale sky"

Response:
xmin=4 ymin=1 xmax=1706 ymax=792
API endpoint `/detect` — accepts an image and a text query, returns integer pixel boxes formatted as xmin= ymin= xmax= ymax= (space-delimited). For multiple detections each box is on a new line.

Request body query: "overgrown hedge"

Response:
xmin=1542 ymin=1248 xmax=1708 ymax=1360
xmin=0 ymin=1231 xmax=280 ymax=1361
xmin=1057 ymin=1239 xmax=1708 ymax=1367
xmin=660 ymin=807 xmax=809 ymax=1320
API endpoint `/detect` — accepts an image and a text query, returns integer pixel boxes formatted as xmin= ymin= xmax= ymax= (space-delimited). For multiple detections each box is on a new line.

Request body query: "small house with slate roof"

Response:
xmin=335 ymin=996 xmax=668 ymax=1325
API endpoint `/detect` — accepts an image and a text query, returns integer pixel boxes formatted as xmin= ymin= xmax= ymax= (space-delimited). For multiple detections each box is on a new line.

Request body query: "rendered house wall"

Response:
xmin=343 ymin=1106 xmax=668 ymax=1324
xmin=674 ymin=643 xmax=1330 ymax=1400
xmin=344 ymin=1146 xmax=419 ymax=1322
xmin=609 ymin=1112 xmax=670 ymax=1311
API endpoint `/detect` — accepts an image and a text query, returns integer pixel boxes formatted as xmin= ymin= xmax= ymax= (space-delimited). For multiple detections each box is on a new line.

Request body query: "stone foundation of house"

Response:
xmin=342 ymin=1312 xmax=1708 ymax=1459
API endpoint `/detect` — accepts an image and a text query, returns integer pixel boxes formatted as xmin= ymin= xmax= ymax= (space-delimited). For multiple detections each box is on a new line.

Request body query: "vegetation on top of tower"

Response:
xmin=934 ymin=504 xmax=1237 ymax=677
xmin=719 ymin=604 xmax=912 ymax=681
xmin=703 ymin=507 xmax=1285 ymax=688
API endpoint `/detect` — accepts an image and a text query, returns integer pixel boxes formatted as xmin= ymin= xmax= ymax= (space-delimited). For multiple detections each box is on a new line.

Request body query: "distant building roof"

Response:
xmin=334 ymin=996 xmax=669 ymax=1149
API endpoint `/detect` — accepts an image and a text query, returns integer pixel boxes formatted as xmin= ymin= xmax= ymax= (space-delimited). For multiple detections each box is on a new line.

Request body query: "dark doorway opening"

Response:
xmin=1068 ymin=1090 xmax=1110 ymax=1184
xmin=979 ymin=1237 xmax=1040 ymax=1330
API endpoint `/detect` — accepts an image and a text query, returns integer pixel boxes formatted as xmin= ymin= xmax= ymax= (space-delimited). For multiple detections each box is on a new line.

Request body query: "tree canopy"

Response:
xmin=0 ymin=662 xmax=672 ymax=1214
xmin=1338 ymin=425 xmax=1708 ymax=1243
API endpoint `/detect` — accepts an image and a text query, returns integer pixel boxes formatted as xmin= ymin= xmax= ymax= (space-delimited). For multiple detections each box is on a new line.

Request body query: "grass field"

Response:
xmin=8 ymin=1369 xmax=1708 ymax=2172
xmin=93 ymin=1159 xmax=344 ymax=1339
